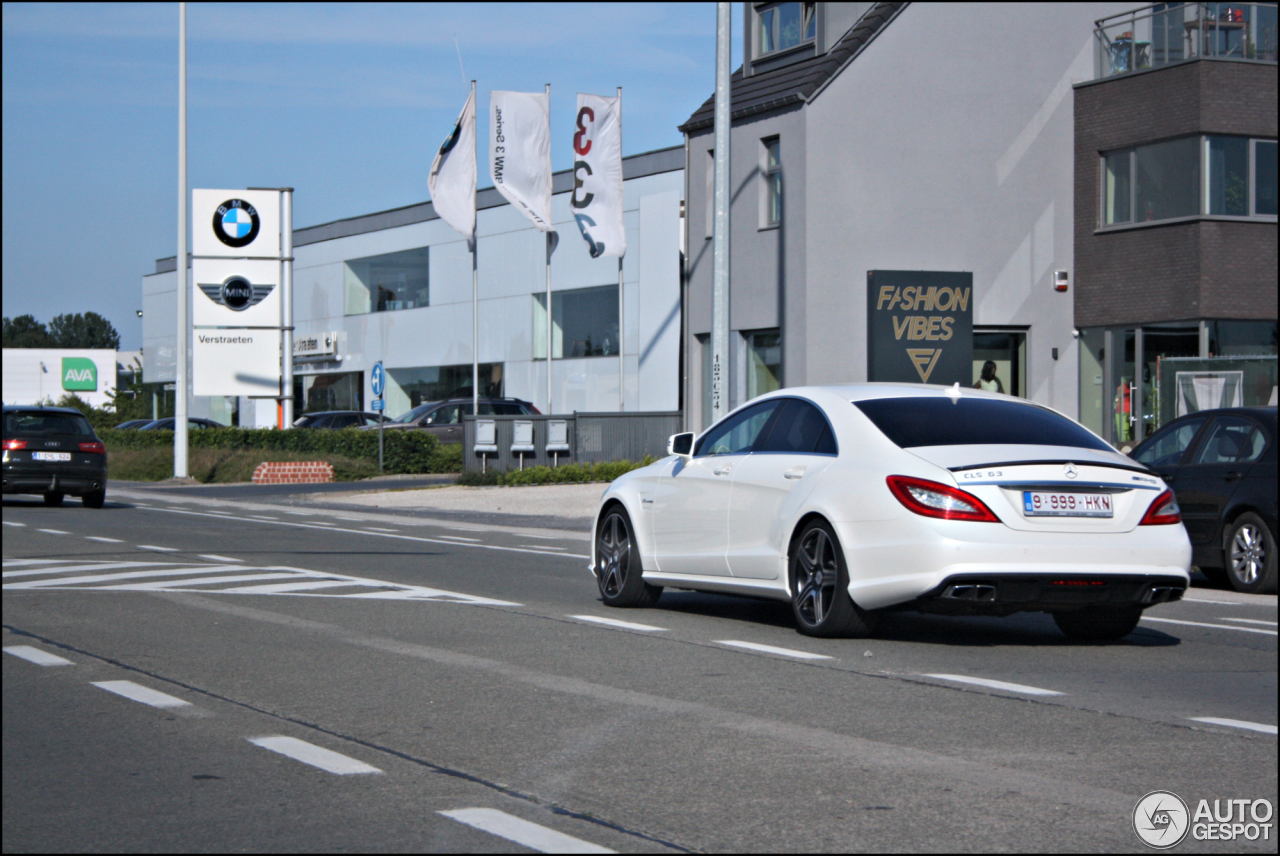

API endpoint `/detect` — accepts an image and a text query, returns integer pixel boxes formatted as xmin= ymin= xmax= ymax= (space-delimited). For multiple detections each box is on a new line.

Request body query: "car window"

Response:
xmin=477 ymin=403 xmax=495 ymax=416
xmin=3 ymin=412 xmax=95 ymax=437
xmin=1133 ymin=417 xmax=1207 ymax=467
xmin=333 ymin=415 xmax=358 ymax=429
xmin=1237 ymin=427 xmax=1267 ymax=462
xmin=492 ymin=403 xmax=525 ymax=415
xmin=695 ymin=400 xmax=780 ymax=457
xmin=361 ymin=415 xmax=383 ymax=427
xmin=430 ymin=404 xmax=462 ymax=425
xmin=757 ymin=399 xmax=836 ymax=454
xmin=393 ymin=403 xmax=434 ymax=424
xmin=854 ymin=397 xmax=1113 ymax=451
xmin=1192 ymin=415 xmax=1261 ymax=464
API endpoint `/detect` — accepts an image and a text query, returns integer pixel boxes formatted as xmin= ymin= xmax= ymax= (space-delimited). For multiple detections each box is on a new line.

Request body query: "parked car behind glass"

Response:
xmin=2 ymin=405 xmax=108 ymax=507
xmin=1130 ymin=406 xmax=1276 ymax=594
xmin=137 ymin=417 xmax=223 ymax=431
xmin=366 ymin=397 xmax=537 ymax=444
xmin=294 ymin=411 xmax=388 ymax=429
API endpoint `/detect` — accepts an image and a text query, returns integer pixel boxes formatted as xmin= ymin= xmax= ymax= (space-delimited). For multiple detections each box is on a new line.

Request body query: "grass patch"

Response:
xmin=456 ymin=456 xmax=653 ymax=487
xmin=108 ymin=447 xmax=381 ymax=483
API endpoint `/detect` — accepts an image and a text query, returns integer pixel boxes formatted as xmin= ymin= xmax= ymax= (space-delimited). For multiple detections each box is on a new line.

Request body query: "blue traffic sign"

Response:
xmin=371 ymin=399 xmax=386 ymax=411
xmin=370 ymin=361 xmax=385 ymax=397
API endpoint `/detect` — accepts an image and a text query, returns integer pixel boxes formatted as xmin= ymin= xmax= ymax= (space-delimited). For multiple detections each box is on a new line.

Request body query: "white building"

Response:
xmin=1 ymin=349 xmax=137 ymax=409
xmin=142 ymin=147 xmax=683 ymax=427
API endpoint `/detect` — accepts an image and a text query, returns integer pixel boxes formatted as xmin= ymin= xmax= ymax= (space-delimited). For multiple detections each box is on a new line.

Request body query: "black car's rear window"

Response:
xmin=853 ymin=397 xmax=1112 ymax=451
xmin=4 ymin=412 xmax=95 ymax=438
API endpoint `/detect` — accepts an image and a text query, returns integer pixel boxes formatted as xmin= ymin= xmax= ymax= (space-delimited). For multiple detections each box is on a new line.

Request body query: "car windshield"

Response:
xmin=392 ymin=403 xmax=435 ymax=424
xmin=853 ymin=397 xmax=1112 ymax=451
xmin=4 ymin=412 xmax=95 ymax=437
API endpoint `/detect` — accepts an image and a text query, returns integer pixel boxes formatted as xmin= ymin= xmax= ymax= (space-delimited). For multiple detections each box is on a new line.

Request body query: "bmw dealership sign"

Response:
xmin=192 ymin=189 xmax=279 ymax=258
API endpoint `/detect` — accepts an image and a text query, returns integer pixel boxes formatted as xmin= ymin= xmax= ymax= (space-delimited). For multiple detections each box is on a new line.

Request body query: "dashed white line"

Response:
xmin=364 ymin=527 xmax=400 ymax=533
xmin=716 ymin=640 xmax=832 ymax=660
xmin=4 ymin=645 xmax=74 ymax=667
xmin=570 ymin=615 xmax=667 ymax=632
xmin=334 ymin=517 xmax=364 ymax=521
xmin=439 ymin=808 xmax=614 ymax=854
xmin=437 ymin=535 xmax=481 ymax=542
xmin=199 ymin=554 xmax=241 ymax=562
xmin=1221 ymin=617 xmax=1279 ymax=627
xmin=137 ymin=545 xmax=179 ymax=553
xmin=36 ymin=529 xmax=69 ymax=535
xmin=920 ymin=674 xmax=1065 ymax=696
xmin=85 ymin=536 xmax=123 ymax=543
xmin=247 ymin=736 xmax=382 ymax=775
xmin=1189 ymin=717 xmax=1278 ymax=736
xmin=92 ymin=680 xmax=191 ymax=709
xmin=520 ymin=544 xmax=566 ymax=551
xmin=283 ymin=511 xmax=314 ymax=516
xmin=1142 ymin=616 xmax=1278 ymax=636
xmin=2 ymin=521 xmax=26 ymax=527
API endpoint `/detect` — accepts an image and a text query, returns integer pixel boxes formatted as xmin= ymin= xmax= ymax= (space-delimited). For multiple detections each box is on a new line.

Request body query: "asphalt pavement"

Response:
xmin=3 ymin=483 xmax=1276 ymax=852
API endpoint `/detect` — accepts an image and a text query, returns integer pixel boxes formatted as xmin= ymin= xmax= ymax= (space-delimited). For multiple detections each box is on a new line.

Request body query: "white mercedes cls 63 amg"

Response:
xmin=590 ymin=383 xmax=1191 ymax=641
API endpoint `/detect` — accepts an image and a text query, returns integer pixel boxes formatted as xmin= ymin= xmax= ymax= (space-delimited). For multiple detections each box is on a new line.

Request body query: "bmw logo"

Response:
xmin=213 ymin=199 xmax=261 ymax=248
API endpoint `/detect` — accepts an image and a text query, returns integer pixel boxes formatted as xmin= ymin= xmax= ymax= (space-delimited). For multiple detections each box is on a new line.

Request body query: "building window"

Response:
xmin=533 ymin=285 xmax=619 ymax=359
xmin=757 ymin=2 xmax=816 ymax=56
xmin=293 ymin=371 xmax=363 ymax=414
xmin=745 ymin=329 xmax=782 ymax=399
xmin=343 ymin=247 xmax=429 ymax=316
xmin=387 ymin=363 xmax=502 ymax=412
xmin=1102 ymin=136 xmax=1278 ymax=227
xmin=762 ymin=138 xmax=782 ymax=227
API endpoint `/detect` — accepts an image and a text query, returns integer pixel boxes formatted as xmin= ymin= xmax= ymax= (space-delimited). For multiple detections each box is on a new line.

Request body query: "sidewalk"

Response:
xmin=308 ymin=481 xmax=608 ymax=526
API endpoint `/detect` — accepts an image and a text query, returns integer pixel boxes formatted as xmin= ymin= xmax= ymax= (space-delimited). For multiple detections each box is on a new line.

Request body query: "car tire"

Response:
xmin=1052 ymin=606 xmax=1143 ymax=642
xmin=789 ymin=519 xmax=877 ymax=638
xmin=1224 ymin=512 xmax=1277 ymax=595
xmin=83 ymin=490 xmax=106 ymax=509
xmin=42 ymin=492 xmax=64 ymax=507
xmin=595 ymin=506 xmax=661 ymax=608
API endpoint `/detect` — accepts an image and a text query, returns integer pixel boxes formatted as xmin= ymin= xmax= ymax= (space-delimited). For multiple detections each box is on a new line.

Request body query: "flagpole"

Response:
xmin=545 ymin=82 xmax=553 ymax=416
xmin=617 ymin=86 xmax=625 ymax=412
xmin=175 ymin=1 xmax=188 ymax=477
xmin=470 ymin=80 xmax=478 ymax=421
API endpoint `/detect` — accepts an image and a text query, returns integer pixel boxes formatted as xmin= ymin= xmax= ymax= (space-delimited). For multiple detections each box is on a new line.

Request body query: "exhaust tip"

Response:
xmin=942 ymin=584 xmax=997 ymax=602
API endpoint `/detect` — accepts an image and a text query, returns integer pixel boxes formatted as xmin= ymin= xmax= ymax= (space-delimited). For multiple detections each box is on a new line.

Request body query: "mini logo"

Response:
xmin=1063 ymin=463 xmax=1079 ymax=479
xmin=220 ymin=276 xmax=254 ymax=310
xmin=1134 ymin=790 xmax=1190 ymax=849
xmin=213 ymin=199 xmax=260 ymax=248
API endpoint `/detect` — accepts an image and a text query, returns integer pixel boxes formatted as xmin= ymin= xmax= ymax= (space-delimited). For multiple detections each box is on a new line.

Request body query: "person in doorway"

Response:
xmin=974 ymin=360 xmax=1004 ymax=393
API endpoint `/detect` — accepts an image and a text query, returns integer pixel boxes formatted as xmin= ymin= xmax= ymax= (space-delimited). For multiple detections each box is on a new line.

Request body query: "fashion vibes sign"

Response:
xmin=866 ymin=270 xmax=974 ymax=385
xmin=571 ymin=93 xmax=625 ymax=259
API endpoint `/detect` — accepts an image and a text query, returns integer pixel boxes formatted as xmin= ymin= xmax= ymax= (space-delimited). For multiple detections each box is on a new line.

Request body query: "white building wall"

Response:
xmin=2 ymin=349 xmax=119 ymax=408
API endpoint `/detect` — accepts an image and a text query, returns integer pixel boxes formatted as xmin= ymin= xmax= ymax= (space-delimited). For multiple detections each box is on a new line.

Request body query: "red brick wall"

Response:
xmin=251 ymin=462 xmax=335 ymax=484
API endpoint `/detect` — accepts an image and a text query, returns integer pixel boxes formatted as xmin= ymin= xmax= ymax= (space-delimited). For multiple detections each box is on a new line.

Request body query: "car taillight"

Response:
xmin=1139 ymin=489 xmax=1181 ymax=525
xmin=886 ymin=475 xmax=1000 ymax=522
xmin=79 ymin=441 xmax=106 ymax=453
xmin=2 ymin=439 xmax=27 ymax=450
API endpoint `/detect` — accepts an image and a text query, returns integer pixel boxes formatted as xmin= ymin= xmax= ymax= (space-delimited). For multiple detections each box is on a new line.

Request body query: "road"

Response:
xmin=4 ymin=484 xmax=1276 ymax=852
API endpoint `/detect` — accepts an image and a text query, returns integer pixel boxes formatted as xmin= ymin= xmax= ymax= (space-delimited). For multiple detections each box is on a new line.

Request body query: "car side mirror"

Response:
xmin=667 ymin=432 xmax=694 ymax=458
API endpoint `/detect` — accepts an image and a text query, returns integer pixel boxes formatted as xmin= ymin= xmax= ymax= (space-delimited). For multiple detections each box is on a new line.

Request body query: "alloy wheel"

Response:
xmin=795 ymin=527 xmax=838 ymax=626
xmin=597 ymin=512 xmax=631 ymax=598
xmin=1230 ymin=522 xmax=1265 ymax=586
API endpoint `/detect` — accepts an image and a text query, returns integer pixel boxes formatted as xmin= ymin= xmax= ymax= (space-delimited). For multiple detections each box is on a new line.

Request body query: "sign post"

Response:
xmin=371 ymin=361 xmax=385 ymax=472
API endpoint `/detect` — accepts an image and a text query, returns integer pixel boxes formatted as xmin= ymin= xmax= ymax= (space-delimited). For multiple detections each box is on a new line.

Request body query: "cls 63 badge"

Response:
xmin=213 ymin=199 xmax=261 ymax=248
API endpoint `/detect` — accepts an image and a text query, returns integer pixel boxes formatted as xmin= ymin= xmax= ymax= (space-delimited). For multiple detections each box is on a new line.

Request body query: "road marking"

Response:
xmin=3 ymin=521 xmax=26 ymax=527
xmin=4 ymin=645 xmax=74 ymax=667
xmin=36 ymin=529 xmax=68 ymax=535
xmin=518 ymin=533 xmax=562 ymax=539
xmin=2 ymin=558 xmax=84 ymax=566
xmin=5 ymin=565 xmax=243 ymax=588
xmin=219 ymin=580 xmax=366 ymax=594
xmin=4 ymin=561 xmax=199 ymax=579
xmin=205 ymin=510 xmax=233 ymax=515
xmin=570 ymin=615 xmax=667 ymax=632
xmin=335 ymin=517 xmax=364 ymax=521
xmin=364 ymin=527 xmax=400 ymax=533
xmin=717 ymin=640 xmax=832 ymax=660
xmin=199 ymin=554 xmax=241 ymax=562
xmin=437 ymin=535 xmax=481 ymax=542
xmin=439 ymin=808 xmax=613 ymax=854
xmin=138 ymin=545 xmax=179 ymax=552
xmin=920 ymin=674 xmax=1064 ymax=696
xmin=1221 ymin=617 xmax=1278 ymax=627
xmin=92 ymin=680 xmax=191 ymax=709
xmin=1141 ymin=616 xmax=1278 ymax=636
xmin=1181 ymin=597 xmax=1240 ymax=605
xmin=247 ymin=736 xmax=381 ymax=775
xmin=97 ymin=572 xmax=300 ymax=591
xmin=248 ymin=516 xmax=279 ymax=521
xmin=284 ymin=511 xmax=314 ymax=515
xmin=520 ymin=544 xmax=566 ymax=551
xmin=1189 ymin=717 xmax=1278 ymax=736
xmin=85 ymin=536 xmax=123 ymax=543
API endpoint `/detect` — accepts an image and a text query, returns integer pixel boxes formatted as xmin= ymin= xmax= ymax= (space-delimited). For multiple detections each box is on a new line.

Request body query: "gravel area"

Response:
xmin=312 ymin=482 xmax=609 ymax=520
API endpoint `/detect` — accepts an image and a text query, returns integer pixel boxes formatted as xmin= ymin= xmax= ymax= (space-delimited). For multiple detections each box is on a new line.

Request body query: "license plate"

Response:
xmin=1023 ymin=491 xmax=1113 ymax=518
xmin=32 ymin=452 xmax=71 ymax=462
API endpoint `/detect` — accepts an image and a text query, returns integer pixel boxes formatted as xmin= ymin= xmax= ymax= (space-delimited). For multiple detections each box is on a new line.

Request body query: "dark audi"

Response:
xmin=2 ymin=405 xmax=108 ymax=508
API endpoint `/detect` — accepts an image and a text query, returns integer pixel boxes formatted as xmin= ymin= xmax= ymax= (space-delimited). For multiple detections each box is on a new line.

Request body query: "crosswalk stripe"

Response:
xmin=96 ymin=572 xmax=300 ymax=591
xmin=439 ymin=808 xmax=614 ymax=854
xmin=3 ymin=561 xmax=198 ymax=579
xmin=247 ymin=736 xmax=381 ymax=775
xmin=92 ymin=680 xmax=191 ymax=709
xmin=4 ymin=565 xmax=243 ymax=589
xmin=1 ymin=558 xmax=77 ymax=567
xmin=4 ymin=645 xmax=74 ymax=667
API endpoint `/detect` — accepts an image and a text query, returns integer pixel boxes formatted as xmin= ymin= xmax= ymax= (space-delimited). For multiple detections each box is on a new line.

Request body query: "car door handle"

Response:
xmin=713 ymin=466 xmax=732 ymax=476
xmin=783 ymin=467 xmax=805 ymax=480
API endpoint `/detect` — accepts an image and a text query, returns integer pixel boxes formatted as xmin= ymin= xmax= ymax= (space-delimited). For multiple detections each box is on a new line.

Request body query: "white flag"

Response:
xmin=428 ymin=89 xmax=476 ymax=244
xmin=490 ymin=90 xmax=555 ymax=233
xmin=571 ymin=93 xmax=625 ymax=259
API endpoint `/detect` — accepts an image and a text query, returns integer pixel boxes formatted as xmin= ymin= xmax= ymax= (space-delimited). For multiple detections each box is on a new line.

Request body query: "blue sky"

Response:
xmin=2 ymin=2 xmax=743 ymax=349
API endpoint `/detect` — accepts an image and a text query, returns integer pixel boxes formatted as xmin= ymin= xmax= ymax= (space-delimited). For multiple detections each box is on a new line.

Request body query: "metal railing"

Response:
xmin=462 ymin=411 xmax=683 ymax=473
xmin=1094 ymin=2 xmax=1277 ymax=78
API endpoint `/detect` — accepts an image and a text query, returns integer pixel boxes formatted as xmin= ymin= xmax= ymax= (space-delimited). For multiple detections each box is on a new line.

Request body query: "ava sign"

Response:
xmin=61 ymin=357 xmax=98 ymax=392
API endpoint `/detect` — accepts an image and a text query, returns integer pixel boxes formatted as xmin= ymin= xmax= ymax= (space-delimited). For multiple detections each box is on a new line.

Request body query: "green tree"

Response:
xmin=48 ymin=312 xmax=121 ymax=349
xmin=2 ymin=314 xmax=55 ymax=348
xmin=105 ymin=357 xmax=160 ymax=423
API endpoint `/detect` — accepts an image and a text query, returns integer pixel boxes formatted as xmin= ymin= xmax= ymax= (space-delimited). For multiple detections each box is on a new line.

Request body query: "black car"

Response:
xmin=1130 ymin=406 xmax=1277 ymax=594
xmin=294 ymin=411 xmax=389 ymax=429
xmin=2 ymin=405 xmax=108 ymax=508
xmin=114 ymin=419 xmax=154 ymax=430
xmin=368 ymin=397 xmax=538 ymax=444
xmin=137 ymin=417 xmax=224 ymax=431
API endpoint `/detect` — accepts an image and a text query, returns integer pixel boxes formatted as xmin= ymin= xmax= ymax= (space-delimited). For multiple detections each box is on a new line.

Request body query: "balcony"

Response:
xmin=1094 ymin=1 xmax=1277 ymax=78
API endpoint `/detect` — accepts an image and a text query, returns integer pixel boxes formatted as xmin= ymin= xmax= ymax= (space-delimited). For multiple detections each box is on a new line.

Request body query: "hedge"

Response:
xmin=99 ymin=428 xmax=458 ymax=475
xmin=457 ymin=456 xmax=653 ymax=487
